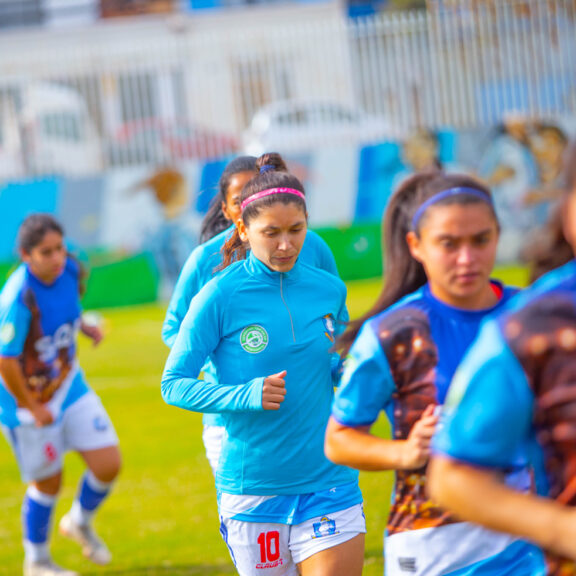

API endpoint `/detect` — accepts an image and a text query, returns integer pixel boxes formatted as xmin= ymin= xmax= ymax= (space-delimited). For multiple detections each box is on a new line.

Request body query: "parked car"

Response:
xmin=106 ymin=118 xmax=239 ymax=166
xmin=20 ymin=82 xmax=102 ymax=175
xmin=243 ymin=100 xmax=402 ymax=156
xmin=0 ymin=82 xmax=102 ymax=178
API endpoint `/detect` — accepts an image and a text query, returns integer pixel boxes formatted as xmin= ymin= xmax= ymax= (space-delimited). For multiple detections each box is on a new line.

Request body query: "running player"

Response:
xmin=324 ymin=171 xmax=545 ymax=575
xmin=162 ymin=155 xmax=338 ymax=473
xmin=429 ymin=144 xmax=576 ymax=574
xmin=162 ymin=153 xmax=365 ymax=576
xmin=0 ymin=214 xmax=121 ymax=576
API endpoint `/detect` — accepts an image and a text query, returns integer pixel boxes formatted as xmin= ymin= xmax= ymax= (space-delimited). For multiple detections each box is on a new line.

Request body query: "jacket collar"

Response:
xmin=245 ymin=250 xmax=302 ymax=286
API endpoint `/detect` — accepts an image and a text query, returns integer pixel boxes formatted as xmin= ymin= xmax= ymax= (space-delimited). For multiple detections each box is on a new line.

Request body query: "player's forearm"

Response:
xmin=161 ymin=369 xmax=264 ymax=413
xmin=428 ymin=456 xmax=576 ymax=559
xmin=0 ymin=356 xmax=39 ymax=410
xmin=324 ymin=417 xmax=409 ymax=471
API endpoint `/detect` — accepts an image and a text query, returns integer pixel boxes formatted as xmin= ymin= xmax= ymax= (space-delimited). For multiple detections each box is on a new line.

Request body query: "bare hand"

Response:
xmin=30 ymin=403 xmax=54 ymax=427
xmin=402 ymin=404 xmax=439 ymax=469
xmin=81 ymin=322 xmax=103 ymax=347
xmin=262 ymin=370 xmax=287 ymax=411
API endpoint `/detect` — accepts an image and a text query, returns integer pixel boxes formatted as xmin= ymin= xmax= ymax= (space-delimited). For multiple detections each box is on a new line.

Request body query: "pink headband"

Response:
xmin=241 ymin=187 xmax=306 ymax=211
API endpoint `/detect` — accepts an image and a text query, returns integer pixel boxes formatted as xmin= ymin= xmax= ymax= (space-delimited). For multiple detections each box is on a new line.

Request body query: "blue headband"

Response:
xmin=411 ymin=187 xmax=493 ymax=230
xmin=260 ymin=164 xmax=275 ymax=174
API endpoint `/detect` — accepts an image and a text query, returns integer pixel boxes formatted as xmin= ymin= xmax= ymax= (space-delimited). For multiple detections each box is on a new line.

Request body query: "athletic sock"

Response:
xmin=23 ymin=487 xmax=56 ymax=563
xmin=70 ymin=471 xmax=113 ymax=526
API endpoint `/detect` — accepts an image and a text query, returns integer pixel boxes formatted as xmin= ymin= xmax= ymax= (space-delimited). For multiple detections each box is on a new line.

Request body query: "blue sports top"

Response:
xmin=332 ymin=282 xmax=544 ymax=575
xmin=162 ymin=251 xmax=358 ymax=496
xmin=162 ymin=225 xmax=339 ymax=427
xmin=436 ymin=260 xmax=576 ymax=575
xmin=0 ymin=258 xmax=89 ymax=428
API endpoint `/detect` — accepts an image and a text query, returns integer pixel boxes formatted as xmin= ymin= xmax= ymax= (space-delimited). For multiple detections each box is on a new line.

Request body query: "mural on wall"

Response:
xmin=354 ymin=116 xmax=573 ymax=263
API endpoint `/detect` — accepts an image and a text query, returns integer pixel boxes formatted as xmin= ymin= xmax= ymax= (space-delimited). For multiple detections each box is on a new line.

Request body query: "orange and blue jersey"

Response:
xmin=0 ymin=258 xmax=89 ymax=428
xmin=436 ymin=260 xmax=576 ymax=576
xmin=332 ymin=281 xmax=544 ymax=575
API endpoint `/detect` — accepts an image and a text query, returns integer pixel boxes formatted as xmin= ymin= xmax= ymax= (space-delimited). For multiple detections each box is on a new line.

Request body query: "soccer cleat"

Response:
xmin=59 ymin=513 xmax=112 ymax=565
xmin=23 ymin=559 xmax=79 ymax=576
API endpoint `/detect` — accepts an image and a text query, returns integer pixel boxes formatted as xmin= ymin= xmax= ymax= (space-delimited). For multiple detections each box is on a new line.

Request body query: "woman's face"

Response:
xmin=238 ymin=202 xmax=307 ymax=273
xmin=407 ymin=202 xmax=499 ymax=309
xmin=222 ymin=171 xmax=255 ymax=224
xmin=21 ymin=230 xmax=67 ymax=284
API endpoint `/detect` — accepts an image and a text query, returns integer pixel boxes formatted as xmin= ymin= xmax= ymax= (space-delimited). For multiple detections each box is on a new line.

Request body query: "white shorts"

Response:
xmin=202 ymin=424 xmax=225 ymax=475
xmin=2 ymin=392 xmax=118 ymax=483
xmin=220 ymin=503 xmax=365 ymax=576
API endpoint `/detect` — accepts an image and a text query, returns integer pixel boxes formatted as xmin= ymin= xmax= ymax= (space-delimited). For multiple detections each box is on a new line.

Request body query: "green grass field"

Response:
xmin=0 ymin=267 xmax=527 ymax=575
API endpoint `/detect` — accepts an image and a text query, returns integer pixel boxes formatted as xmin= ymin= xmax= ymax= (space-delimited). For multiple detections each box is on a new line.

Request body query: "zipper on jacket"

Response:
xmin=280 ymin=274 xmax=296 ymax=343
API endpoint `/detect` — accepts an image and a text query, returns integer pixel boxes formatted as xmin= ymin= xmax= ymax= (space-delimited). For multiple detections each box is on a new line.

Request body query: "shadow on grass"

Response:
xmin=85 ymin=565 xmax=235 ymax=575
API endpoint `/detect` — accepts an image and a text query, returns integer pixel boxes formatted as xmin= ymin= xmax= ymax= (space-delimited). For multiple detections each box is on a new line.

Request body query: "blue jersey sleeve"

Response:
xmin=0 ymin=283 xmax=31 ymax=357
xmin=161 ymin=280 xmax=265 ymax=413
xmin=332 ymin=322 xmax=396 ymax=427
xmin=162 ymin=249 xmax=204 ymax=348
xmin=434 ymin=320 xmax=534 ymax=469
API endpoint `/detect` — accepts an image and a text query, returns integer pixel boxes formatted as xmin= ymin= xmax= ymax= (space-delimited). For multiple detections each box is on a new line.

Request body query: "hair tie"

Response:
xmin=411 ymin=187 xmax=493 ymax=230
xmin=241 ymin=187 xmax=306 ymax=212
xmin=260 ymin=164 xmax=275 ymax=174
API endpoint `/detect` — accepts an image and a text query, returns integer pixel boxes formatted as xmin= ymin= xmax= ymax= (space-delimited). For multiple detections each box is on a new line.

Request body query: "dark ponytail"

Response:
xmin=220 ymin=152 xmax=304 ymax=270
xmin=199 ymin=156 xmax=257 ymax=244
xmin=337 ymin=170 xmax=497 ymax=356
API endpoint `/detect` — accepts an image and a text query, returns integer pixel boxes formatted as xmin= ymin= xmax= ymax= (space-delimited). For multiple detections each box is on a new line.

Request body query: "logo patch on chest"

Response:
xmin=240 ymin=325 xmax=269 ymax=354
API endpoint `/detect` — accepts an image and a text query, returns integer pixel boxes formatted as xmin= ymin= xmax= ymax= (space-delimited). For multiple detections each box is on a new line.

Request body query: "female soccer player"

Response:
xmin=162 ymin=155 xmax=338 ymax=473
xmin=429 ymin=144 xmax=576 ymax=574
xmin=0 ymin=214 xmax=121 ymax=576
xmin=324 ymin=171 xmax=545 ymax=575
xmin=162 ymin=153 xmax=365 ymax=576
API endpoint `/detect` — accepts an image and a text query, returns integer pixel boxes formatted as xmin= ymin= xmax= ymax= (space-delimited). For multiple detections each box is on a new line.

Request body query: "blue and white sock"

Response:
xmin=23 ymin=487 xmax=56 ymax=563
xmin=70 ymin=471 xmax=113 ymax=526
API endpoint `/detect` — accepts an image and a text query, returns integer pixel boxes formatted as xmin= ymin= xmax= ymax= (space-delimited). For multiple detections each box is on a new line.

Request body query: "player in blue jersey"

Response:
xmin=324 ymin=171 xmax=546 ymax=575
xmin=163 ymin=156 xmax=258 ymax=472
xmin=429 ymin=144 xmax=576 ymax=575
xmin=162 ymin=153 xmax=365 ymax=576
xmin=162 ymin=155 xmax=338 ymax=474
xmin=0 ymin=215 xmax=121 ymax=576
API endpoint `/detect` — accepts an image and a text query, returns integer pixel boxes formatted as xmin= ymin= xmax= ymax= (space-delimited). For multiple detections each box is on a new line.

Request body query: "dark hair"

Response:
xmin=220 ymin=153 xmax=306 ymax=269
xmin=199 ymin=156 xmax=257 ymax=244
xmin=522 ymin=140 xmax=576 ymax=281
xmin=337 ymin=170 xmax=497 ymax=356
xmin=18 ymin=213 xmax=64 ymax=254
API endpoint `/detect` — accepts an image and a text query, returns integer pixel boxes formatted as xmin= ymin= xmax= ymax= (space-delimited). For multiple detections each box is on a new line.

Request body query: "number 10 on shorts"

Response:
xmin=256 ymin=530 xmax=283 ymax=568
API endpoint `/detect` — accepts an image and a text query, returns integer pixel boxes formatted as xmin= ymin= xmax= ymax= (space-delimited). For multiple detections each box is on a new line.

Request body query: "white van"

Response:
xmin=13 ymin=82 xmax=102 ymax=176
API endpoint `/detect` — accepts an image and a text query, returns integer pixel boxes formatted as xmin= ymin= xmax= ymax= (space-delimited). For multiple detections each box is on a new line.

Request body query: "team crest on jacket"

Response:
xmin=323 ymin=314 xmax=336 ymax=343
xmin=240 ymin=325 xmax=269 ymax=353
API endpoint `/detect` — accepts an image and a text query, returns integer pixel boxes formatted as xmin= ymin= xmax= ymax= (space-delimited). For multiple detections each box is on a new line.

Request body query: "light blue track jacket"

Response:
xmin=161 ymin=251 xmax=357 ymax=495
xmin=162 ymin=225 xmax=339 ymax=427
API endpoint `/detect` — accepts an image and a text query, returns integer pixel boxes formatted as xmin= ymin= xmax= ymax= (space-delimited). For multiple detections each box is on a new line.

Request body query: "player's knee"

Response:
xmin=90 ymin=447 xmax=122 ymax=483
xmin=32 ymin=472 xmax=63 ymax=496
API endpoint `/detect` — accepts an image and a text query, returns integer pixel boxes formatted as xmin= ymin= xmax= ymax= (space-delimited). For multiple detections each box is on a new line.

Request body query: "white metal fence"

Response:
xmin=0 ymin=0 xmax=574 ymax=178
